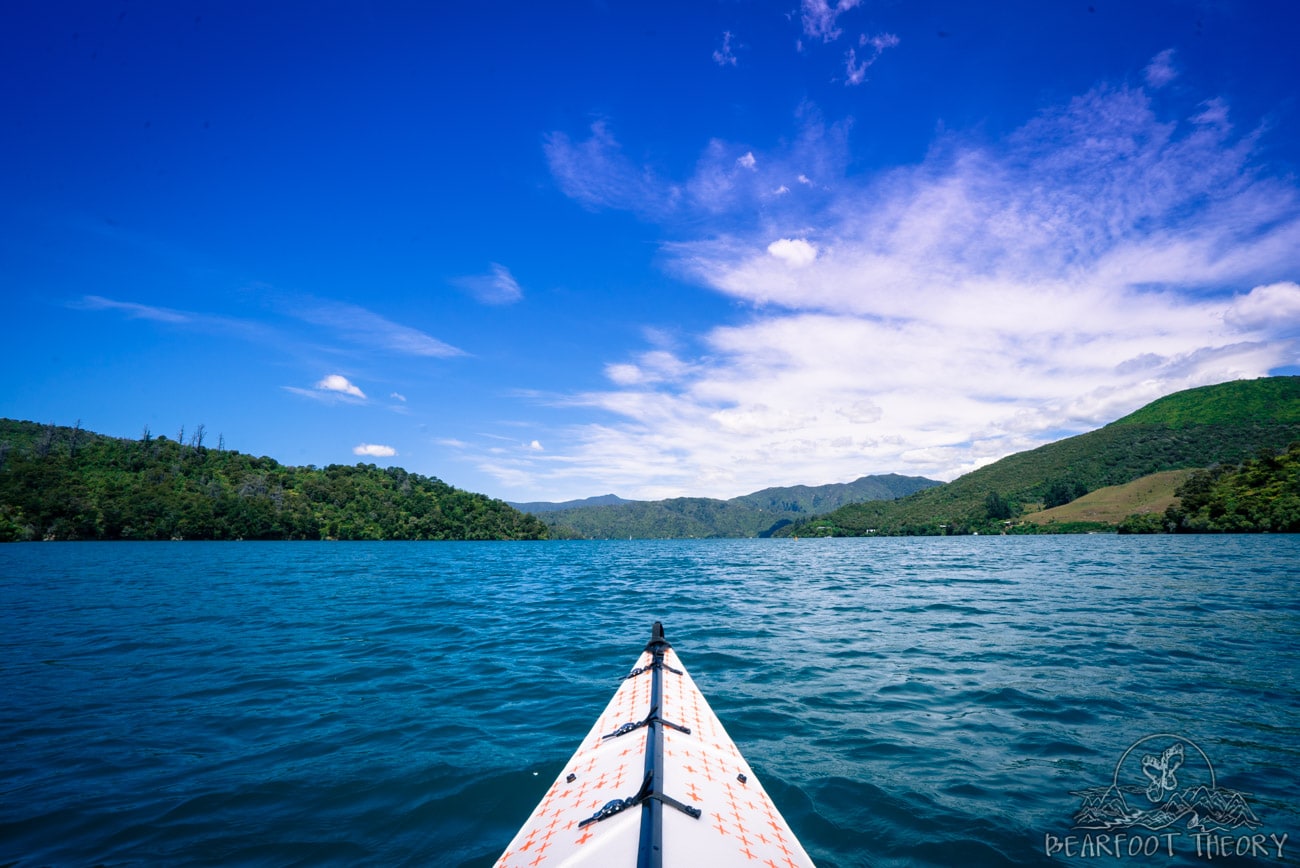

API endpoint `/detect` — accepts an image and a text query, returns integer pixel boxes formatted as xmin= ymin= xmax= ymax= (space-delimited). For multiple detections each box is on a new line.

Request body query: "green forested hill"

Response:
xmin=779 ymin=376 xmax=1300 ymax=536
xmin=0 ymin=420 xmax=548 ymax=542
xmin=539 ymin=474 xmax=939 ymax=539
xmin=1111 ymin=377 xmax=1300 ymax=428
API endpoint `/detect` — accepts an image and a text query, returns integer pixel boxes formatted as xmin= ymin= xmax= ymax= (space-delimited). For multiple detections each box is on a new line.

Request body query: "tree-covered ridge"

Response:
xmin=778 ymin=376 xmax=1300 ymax=536
xmin=0 ymin=420 xmax=548 ymax=542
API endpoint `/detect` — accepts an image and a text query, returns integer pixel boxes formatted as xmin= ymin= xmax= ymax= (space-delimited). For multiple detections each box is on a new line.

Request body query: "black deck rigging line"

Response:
xmin=603 ymin=704 xmax=692 ymax=739
xmin=624 ymin=659 xmax=683 ymax=679
xmin=577 ymin=770 xmax=703 ymax=828
xmin=633 ymin=622 xmax=701 ymax=868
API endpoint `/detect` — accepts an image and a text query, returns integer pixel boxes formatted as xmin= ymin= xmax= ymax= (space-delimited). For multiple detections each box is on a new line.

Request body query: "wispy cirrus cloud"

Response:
xmin=801 ymin=0 xmax=861 ymax=43
xmin=845 ymin=32 xmax=899 ymax=85
xmin=78 ymin=290 xmax=465 ymax=363
xmin=520 ymin=59 xmax=1300 ymax=500
xmin=555 ymin=105 xmax=850 ymax=220
xmin=71 ymin=294 xmax=278 ymax=346
xmin=290 ymin=298 xmax=464 ymax=357
xmin=74 ymin=295 xmax=192 ymax=323
xmin=1144 ymin=48 xmax=1178 ymax=89
xmin=544 ymin=121 xmax=682 ymax=218
xmin=713 ymin=31 xmax=738 ymax=67
xmin=453 ymin=263 xmax=524 ymax=305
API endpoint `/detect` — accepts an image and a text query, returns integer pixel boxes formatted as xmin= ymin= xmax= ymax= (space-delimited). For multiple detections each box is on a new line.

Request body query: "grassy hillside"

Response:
xmin=1022 ymin=469 xmax=1195 ymax=527
xmin=0 ymin=419 xmax=548 ymax=542
xmin=780 ymin=376 xmax=1300 ymax=536
xmin=540 ymin=474 xmax=939 ymax=539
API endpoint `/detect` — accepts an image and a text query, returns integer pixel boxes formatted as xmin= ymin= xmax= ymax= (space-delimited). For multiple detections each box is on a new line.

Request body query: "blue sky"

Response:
xmin=3 ymin=1 xmax=1300 ymax=503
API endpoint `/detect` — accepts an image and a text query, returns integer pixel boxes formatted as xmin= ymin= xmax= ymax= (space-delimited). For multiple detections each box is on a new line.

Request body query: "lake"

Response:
xmin=1 ymin=537 xmax=1297 ymax=866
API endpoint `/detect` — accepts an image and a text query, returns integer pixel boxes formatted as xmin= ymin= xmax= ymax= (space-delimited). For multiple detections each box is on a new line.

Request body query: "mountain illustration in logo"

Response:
xmin=1071 ymin=735 xmax=1261 ymax=833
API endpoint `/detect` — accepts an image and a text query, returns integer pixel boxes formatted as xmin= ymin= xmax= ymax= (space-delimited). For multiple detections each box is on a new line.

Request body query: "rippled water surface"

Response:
xmin=1 ymin=537 xmax=1297 ymax=866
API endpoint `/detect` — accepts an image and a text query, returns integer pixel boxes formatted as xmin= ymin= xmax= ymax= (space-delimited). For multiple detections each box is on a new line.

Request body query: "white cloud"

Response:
xmin=801 ymin=0 xmax=861 ymax=43
xmin=604 ymin=350 xmax=693 ymax=386
xmin=317 ymin=374 xmax=366 ymax=399
xmin=390 ymin=392 xmax=407 ymax=402
xmin=1225 ymin=282 xmax=1300 ymax=334
xmin=737 ymin=151 xmax=757 ymax=170
xmin=767 ymin=238 xmax=819 ymax=267
xmin=513 ymin=79 xmax=1300 ymax=501
xmin=528 ymin=440 xmax=544 ymax=451
xmin=713 ymin=31 xmax=738 ymax=67
xmin=1144 ymin=49 xmax=1178 ymax=89
xmin=354 ymin=443 xmax=397 ymax=457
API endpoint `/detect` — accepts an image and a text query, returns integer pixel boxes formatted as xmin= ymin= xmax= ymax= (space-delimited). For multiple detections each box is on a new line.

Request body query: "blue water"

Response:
xmin=1 ymin=537 xmax=1297 ymax=867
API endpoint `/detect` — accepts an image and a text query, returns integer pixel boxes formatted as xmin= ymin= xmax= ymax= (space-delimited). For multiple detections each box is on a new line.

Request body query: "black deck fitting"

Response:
xmin=645 ymin=621 xmax=672 ymax=653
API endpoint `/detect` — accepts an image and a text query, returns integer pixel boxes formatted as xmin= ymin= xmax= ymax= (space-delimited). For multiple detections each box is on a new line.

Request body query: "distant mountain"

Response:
xmin=507 ymin=494 xmax=633 ymax=513
xmin=732 ymin=474 xmax=941 ymax=514
xmin=779 ymin=376 xmax=1300 ymax=536
xmin=532 ymin=474 xmax=941 ymax=539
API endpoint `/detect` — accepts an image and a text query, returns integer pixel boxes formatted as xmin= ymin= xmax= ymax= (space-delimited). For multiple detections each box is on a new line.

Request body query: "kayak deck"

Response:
xmin=496 ymin=623 xmax=815 ymax=867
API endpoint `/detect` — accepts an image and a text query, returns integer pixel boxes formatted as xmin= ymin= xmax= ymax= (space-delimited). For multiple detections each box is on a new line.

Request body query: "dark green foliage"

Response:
xmin=1163 ymin=442 xmax=1300 ymax=533
xmin=1042 ymin=478 xmax=1088 ymax=509
xmin=779 ymin=376 xmax=1300 ymax=537
xmin=1116 ymin=513 xmax=1167 ymax=534
xmin=0 ymin=419 xmax=548 ymax=542
xmin=984 ymin=491 xmax=1013 ymax=520
xmin=1030 ymin=520 xmax=1115 ymax=535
